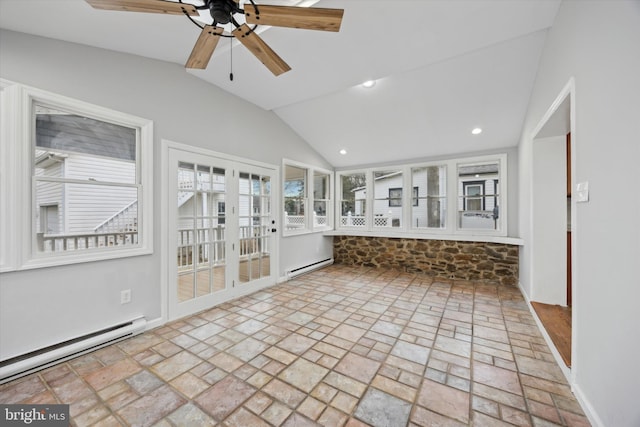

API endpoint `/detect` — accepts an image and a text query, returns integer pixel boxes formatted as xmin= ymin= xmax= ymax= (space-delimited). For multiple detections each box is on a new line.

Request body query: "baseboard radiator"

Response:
xmin=0 ymin=316 xmax=146 ymax=384
xmin=286 ymin=258 xmax=333 ymax=280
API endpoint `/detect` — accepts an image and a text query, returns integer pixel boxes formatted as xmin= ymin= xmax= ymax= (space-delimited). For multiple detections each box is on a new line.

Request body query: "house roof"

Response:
xmin=36 ymin=114 xmax=136 ymax=161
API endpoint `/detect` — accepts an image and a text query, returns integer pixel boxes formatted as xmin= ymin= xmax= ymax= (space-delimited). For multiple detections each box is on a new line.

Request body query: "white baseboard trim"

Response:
xmin=572 ymin=383 xmax=605 ymax=427
xmin=517 ymin=281 xmax=604 ymax=427
xmin=518 ymin=282 xmax=572 ymax=383
xmin=145 ymin=316 xmax=166 ymax=331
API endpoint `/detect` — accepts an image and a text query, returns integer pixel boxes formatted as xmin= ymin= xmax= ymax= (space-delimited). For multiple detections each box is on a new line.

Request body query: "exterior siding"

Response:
xmin=34 ymin=159 xmax=64 ymax=233
xmin=64 ymin=154 xmax=136 ymax=233
xmin=35 ymin=153 xmax=137 ymax=234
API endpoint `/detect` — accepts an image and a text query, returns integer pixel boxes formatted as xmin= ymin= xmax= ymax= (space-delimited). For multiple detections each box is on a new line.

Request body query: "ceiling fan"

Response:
xmin=86 ymin=0 xmax=344 ymax=76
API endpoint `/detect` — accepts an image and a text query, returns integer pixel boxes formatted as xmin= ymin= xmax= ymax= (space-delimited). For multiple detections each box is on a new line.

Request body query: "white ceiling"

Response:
xmin=0 ymin=0 xmax=561 ymax=167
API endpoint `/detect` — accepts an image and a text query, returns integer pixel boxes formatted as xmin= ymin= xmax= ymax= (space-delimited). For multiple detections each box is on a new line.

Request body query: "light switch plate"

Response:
xmin=576 ymin=182 xmax=589 ymax=202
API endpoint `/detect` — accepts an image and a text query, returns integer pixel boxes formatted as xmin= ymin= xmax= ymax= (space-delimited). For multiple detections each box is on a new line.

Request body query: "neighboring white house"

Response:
xmin=34 ymin=111 xmax=138 ymax=252
xmin=457 ymin=163 xmax=499 ymax=230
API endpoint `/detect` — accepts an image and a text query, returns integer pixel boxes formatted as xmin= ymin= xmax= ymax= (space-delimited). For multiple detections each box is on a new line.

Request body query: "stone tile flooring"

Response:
xmin=0 ymin=265 xmax=591 ymax=426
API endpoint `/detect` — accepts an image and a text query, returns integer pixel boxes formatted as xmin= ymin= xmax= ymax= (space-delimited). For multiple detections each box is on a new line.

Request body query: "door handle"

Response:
xmin=271 ymin=228 xmax=277 ymax=233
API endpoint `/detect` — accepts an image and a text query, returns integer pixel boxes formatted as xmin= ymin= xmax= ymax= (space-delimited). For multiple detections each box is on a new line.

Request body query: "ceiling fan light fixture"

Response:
xmin=362 ymin=80 xmax=376 ymax=88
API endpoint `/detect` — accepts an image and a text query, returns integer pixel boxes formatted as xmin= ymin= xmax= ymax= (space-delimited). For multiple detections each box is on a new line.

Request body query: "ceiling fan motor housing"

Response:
xmin=208 ymin=0 xmax=239 ymax=24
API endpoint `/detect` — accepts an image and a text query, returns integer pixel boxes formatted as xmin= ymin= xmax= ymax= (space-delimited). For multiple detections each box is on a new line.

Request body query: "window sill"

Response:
xmin=323 ymin=229 xmax=523 ymax=246
xmin=283 ymin=227 xmax=332 ymax=238
xmin=11 ymin=246 xmax=153 ymax=271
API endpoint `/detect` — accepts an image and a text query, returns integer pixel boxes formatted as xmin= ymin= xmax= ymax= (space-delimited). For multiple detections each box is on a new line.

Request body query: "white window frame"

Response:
xmin=335 ymin=154 xmax=507 ymax=237
xmin=311 ymin=168 xmax=332 ymax=231
xmin=0 ymin=79 xmax=18 ymax=272
xmin=282 ymin=159 xmax=332 ymax=236
xmin=335 ymin=169 xmax=369 ymax=229
xmin=1 ymin=83 xmax=153 ymax=271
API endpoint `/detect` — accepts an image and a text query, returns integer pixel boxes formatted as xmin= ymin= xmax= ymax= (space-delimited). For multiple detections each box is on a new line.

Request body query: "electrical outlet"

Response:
xmin=120 ymin=289 xmax=131 ymax=304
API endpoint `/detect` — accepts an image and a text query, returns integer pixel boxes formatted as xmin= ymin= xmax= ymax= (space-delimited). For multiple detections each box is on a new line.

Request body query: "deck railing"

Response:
xmin=94 ymin=201 xmax=138 ymax=234
xmin=37 ymin=231 xmax=138 ymax=253
xmin=284 ymin=212 xmax=328 ymax=230
xmin=339 ymin=213 xmax=392 ymax=227
xmin=176 ymin=225 xmax=270 ymax=271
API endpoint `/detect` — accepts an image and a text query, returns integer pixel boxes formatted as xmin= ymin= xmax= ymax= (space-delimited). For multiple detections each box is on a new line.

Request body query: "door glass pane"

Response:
xmin=238 ymin=170 xmax=271 ymax=284
xmin=177 ymin=162 xmax=226 ymax=302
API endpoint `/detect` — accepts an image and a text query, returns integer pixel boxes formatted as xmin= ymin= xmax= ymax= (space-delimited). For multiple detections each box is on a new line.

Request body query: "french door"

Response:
xmin=167 ymin=148 xmax=277 ymax=319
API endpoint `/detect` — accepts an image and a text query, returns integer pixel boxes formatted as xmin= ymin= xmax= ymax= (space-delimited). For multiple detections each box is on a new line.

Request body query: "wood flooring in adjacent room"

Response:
xmin=531 ymin=302 xmax=572 ymax=367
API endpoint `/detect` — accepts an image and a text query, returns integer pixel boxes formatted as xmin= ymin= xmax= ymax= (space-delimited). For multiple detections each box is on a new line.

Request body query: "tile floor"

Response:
xmin=0 ymin=265 xmax=591 ymax=426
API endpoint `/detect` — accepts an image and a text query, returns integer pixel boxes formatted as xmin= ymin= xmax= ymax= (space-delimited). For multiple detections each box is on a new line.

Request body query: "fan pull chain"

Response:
xmin=229 ymin=13 xmax=234 ymax=81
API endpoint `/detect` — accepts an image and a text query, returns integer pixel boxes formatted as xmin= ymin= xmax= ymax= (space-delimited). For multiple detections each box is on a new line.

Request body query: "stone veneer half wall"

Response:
xmin=333 ymin=236 xmax=519 ymax=286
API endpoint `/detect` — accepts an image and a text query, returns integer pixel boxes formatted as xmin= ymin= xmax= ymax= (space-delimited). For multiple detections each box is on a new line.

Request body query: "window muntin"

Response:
xmin=373 ymin=169 xmax=402 ymax=228
xmin=339 ymin=172 xmax=367 ymax=227
xmin=411 ymin=165 xmax=447 ymax=229
xmin=457 ymin=162 xmax=500 ymax=231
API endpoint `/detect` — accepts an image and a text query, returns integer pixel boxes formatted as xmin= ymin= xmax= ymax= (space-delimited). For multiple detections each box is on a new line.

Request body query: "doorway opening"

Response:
xmin=530 ymin=79 xmax=574 ymax=368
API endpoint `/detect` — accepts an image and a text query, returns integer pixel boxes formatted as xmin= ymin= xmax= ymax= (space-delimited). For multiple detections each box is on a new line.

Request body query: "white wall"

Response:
xmin=531 ymin=135 xmax=566 ymax=304
xmin=518 ymin=2 xmax=640 ymax=426
xmin=0 ymin=29 xmax=333 ymax=360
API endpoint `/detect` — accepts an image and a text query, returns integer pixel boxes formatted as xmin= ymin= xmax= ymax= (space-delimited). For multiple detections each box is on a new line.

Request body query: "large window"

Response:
xmin=336 ymin=155 xmax=506 ymax=236
xmin=0 ymin=83 xmax=153 ymax=270
xmin=282 ymin=160 xmax=332 ymax=235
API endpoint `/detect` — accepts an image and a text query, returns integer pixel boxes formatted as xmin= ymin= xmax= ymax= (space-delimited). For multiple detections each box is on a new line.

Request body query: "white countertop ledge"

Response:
xmin=323 ymin=230 xmax=524 ymax=246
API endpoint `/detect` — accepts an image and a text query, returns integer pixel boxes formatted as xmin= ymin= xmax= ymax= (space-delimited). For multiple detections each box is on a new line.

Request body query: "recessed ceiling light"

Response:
xmin=471 ymin=127 xmax=483 ymax=135
xmin=362 ymin=80 xmax=376 ymax=88
xmin=339 ymin=149 xmax=347 ymax=155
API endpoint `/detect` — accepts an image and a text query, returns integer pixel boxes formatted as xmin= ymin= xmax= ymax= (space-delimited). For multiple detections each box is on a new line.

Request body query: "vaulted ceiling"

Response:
xmin=0 ymin=0 xmax=561 ymax=167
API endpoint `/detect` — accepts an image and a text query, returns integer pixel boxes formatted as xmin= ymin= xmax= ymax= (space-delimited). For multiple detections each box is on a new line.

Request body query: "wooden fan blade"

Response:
xmin=244 ymin=5 xmax=343 ymax=32
xmin=186 ymin=26 xmax=223 ymax=69
xmin=86 ymin=0 xmax=198 ymax=16
xmin=232 ymin=24 xmax=291 ymax=76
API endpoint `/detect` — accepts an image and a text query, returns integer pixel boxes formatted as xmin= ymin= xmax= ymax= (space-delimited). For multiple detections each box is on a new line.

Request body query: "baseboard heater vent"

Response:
xmin=0 ymin=316 xmax=146 ymax=384
xmin=287 ymin=258 xmax=333 ymax=280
